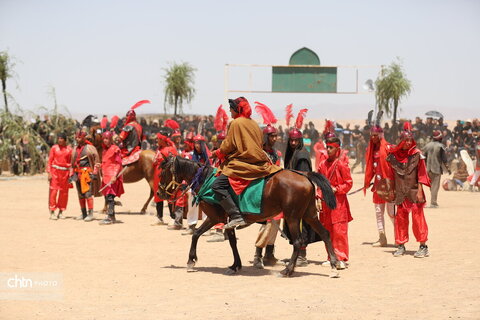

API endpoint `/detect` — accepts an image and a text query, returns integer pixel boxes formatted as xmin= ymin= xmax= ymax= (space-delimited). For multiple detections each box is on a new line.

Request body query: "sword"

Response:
xmin=347 ymin=182 xmax=373 ymax=196
xmin=271 ymin=219 xmax=289 ymax=240
xmin=99 ymin=165 xmax=128 ymax=192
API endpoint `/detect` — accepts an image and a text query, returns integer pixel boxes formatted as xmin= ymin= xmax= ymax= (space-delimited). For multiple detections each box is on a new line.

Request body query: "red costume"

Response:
xmin=100 ymin=144 xmax=124 ymax=197
xmin=318 ymin=155 xmax=353 ymax=262
xmin=153 ymin=134 xmax=178 ymax=203
xmin=47 ymin=144 xmax=73 ymax=211
xmin=387 ymin=125 xmax=431 ymax=246
xmin=365 ymin=137 xmax=393 ymax=203
xmin=119 ymin=100 xmax=150 ymax=157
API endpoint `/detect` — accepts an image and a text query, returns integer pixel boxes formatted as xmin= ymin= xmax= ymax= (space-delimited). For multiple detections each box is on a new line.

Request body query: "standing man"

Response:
xmin=284 ymin=109 xmax=320 ymax=267
xmin=387 ymin=123 xmax=431 ymax=258
xmin=71 ymin=130 xmax=100 ymax=221
xmin=47 ymin=132 xmax=73 ymax=220
xmin=318 ymin=136 xmax=353 ymax=269
xmin=151 ymin=130 xmax=178 ymax=226
xmin=422 ymin=130 xmax=450 ymax=208
xmin=211 ymin=97 xmax=282 ymax=229
xmin=97 ymin=131 xmax=124 ymax=225
xmin=364 ymin=125 xmax=395 ymax=247
xmin=252 ymin=101 xmax=283 ymax=268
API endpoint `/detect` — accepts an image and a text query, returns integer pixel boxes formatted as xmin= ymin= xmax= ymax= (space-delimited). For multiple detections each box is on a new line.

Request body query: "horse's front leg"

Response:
xmin=187 ymin=217 xmax=217 ymax=272
xmin=224 ymin=228 xmax=242 ymax=275
xmin=281 ymin=219 xmax=302 ymax=277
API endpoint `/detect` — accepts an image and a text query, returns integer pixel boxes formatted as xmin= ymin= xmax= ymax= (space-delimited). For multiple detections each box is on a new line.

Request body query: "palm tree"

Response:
xmin=0 ymin=51 xmax=15 ymax=113
xmin=163 ymin=62 xmax=196 ymax=115
xmin=375 ymin=58 xmax=412 ymax=124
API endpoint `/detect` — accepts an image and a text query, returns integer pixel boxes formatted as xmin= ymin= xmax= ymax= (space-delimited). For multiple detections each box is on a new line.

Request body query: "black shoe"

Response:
xmin=219 ymin=196 xmax=247 ymax=229
xmin=393 ymin=244 xmax=406 ymax=257
xmin=414 ymin=244 xmax=429 ymax=258
xmin=75 ymin=208 xmax=88 ymax=220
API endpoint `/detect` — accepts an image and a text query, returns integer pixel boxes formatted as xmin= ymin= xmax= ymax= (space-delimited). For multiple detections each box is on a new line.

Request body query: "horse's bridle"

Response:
xmin=159 ymin=157 xmax=183 ymax=198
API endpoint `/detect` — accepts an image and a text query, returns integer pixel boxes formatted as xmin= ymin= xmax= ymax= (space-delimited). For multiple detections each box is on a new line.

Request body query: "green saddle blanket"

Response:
xmin=193 ymin=168 xmax=265 ymax=215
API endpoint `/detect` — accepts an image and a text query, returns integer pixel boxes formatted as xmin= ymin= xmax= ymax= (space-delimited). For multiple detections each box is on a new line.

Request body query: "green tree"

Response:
xmin=375 ymin=58 xmax=412 ymax=124
xmin=0 ymin=51 xmax=15 ymax=113
xmin=163 ymin=62 xmax=196 ymax=115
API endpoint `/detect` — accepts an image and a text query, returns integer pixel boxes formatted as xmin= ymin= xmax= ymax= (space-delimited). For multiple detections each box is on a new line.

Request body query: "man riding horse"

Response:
xmin=118 ymin=100 xmax=150 ymax=158
xmin=211 ymin=97 xmax=282 ymax=229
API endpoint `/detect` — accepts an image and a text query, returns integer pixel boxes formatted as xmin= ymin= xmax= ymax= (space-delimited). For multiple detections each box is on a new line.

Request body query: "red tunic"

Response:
xmin=317 ymin=158 xmax=353 ymax=261
xmin=153 ymin=145 xmax=178 ymax=202
xmin=318 ymin=159 xmax=353 ymax=224
xmin=101 ymin=144 xmax=124 ymax=197
xmin=364 ymin=138 xmax=393 ymax=204
xmin=47 ymin=144 xmax=73 ymax=190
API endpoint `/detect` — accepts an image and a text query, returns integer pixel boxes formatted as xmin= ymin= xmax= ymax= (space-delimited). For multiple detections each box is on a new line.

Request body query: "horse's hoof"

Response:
xmin=187 ymin=263 xmax=197 ymax=272
xmin=224 ymin=267 xmax=239 ymax=275
xmin=279 ymin=268 xmax=293 ymax=277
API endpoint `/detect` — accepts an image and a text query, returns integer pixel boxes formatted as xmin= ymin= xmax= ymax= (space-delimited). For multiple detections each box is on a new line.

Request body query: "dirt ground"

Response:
xmin=0 ymin=170 xmax=479 ymax=320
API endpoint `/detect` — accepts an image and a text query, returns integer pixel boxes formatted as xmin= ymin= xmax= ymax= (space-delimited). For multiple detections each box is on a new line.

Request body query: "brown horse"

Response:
xmin=158 ymin=156 xmax=340 ymax=278
xmin=90 ymin=126 xmax=156 ymax=213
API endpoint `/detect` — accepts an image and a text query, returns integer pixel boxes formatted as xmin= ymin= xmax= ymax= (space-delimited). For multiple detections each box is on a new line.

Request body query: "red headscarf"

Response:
xmin=228 ymin=97 xmax=252 ymax=119
xmin=387 ymin=122 xmax=419 ymax=163
xmin=364 ymin=136 xmax=393 ymax=191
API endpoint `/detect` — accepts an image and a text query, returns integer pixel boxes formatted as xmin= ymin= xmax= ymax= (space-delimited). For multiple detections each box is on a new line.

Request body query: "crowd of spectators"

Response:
xmin=2 ymin=111 xmax=478 ymax=179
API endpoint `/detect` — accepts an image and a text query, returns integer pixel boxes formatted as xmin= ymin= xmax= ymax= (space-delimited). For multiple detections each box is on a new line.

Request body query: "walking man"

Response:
xmin=47 ymin=132 xmax=72 ymax=220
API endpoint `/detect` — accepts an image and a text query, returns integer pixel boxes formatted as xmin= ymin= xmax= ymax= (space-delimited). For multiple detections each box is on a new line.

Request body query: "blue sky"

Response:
xmin=1 ymin=0 xmax=479 ymax=120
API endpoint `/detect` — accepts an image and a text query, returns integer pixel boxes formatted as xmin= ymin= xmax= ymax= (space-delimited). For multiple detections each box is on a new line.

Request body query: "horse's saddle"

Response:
xmin=122 ymin=149 xmax=141 ymax=166
xmin=194 ymin=168 xmax=265 ymax=215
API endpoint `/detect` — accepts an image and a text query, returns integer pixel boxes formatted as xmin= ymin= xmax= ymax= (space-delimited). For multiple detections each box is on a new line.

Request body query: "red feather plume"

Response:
xmin=323 ymin=119 xmax=334 ymax=136
xmin=165 ymin=119 xmax=180 ymax=130
xmin=254 ymin=101 xmax=277 ymax=125
xmin=285 ymin=104 xmax=293 ymax=128
xmin=100 ymin=116 xmax=108 ymax=130
xmin=110 ymin=115 xmax=119 ymax=129
xmin=295 ymin=108 xmax=308 ymax=129
xmin=403 ymin=121 xmax=413 ymax=132
xmin=214 ymin=105 xmax=229 ymax=132
xmin=130 ymin=100 xmax=151 ymax=110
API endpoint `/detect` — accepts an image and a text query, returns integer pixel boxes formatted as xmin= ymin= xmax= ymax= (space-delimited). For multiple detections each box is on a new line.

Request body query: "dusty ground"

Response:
xmin=0 ymin=171 xmax=479 ymax=320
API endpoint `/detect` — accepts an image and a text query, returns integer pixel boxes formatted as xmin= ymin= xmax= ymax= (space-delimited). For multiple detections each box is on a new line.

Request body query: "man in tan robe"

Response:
xmin=212 ymin=97 xmax=282 ymax=229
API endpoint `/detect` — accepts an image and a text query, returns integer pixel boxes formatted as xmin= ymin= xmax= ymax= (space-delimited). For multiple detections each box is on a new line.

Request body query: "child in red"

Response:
xmin=317 ymin=136 xmax=353 ymax=269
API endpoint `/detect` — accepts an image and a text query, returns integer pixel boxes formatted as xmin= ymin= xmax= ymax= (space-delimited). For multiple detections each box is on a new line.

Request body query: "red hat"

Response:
xmin=193 ymin=134 xmax=206 ymax=142
xmin=126 ymin=109 xmax=136 ymax=123
xmin=370 ymin=125 xmax=384 ymax=133
xmin=288 ymin=128 xmax=302 ymax=139
xmin=432 ymin=130 xmax=442 ymax=141
xmin=171 ymin=130 xmax=181 ymax=138
xmin=102 ymin=131 xmax=113 ymax=140
xmin=263 ymin=124 xmax=278 ymax=135
xmin=400 ymin=122 xmax=414 ymax=140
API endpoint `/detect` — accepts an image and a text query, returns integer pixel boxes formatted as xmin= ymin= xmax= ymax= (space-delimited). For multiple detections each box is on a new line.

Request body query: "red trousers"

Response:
xmin=394 ymin=204 xmax=428 ymax=245
xmin=49 ymin=189 xmax=69 ymax=211
xmin=321 ymin=218 xmax=349 ymax=262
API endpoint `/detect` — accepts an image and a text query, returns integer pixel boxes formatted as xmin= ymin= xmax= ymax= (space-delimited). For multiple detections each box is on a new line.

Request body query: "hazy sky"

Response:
xmin=1 ymin=0 xmax=479 ymax=121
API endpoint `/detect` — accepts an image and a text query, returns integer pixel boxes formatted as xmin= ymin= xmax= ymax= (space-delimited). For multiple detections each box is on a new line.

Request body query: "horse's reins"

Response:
xmin=161 ymin=158 xmax=205 ymax=204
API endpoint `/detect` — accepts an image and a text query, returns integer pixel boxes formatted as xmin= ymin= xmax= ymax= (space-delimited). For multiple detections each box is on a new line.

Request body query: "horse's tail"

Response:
xmin=307 ymin=172 xmax=337 ymax=210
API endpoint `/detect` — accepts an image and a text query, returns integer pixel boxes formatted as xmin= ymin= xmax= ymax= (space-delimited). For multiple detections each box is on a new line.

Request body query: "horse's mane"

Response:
xmin=175 ymin=156 xmax=203 ymax=178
